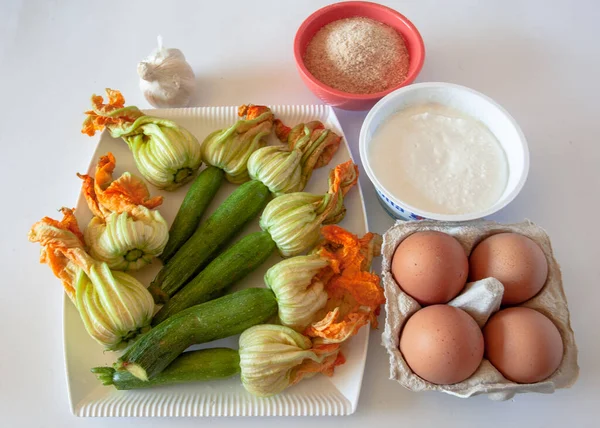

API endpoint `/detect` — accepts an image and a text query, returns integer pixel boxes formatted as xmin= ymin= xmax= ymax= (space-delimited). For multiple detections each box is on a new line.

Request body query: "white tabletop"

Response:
xmin=1 ymin=0 xmax=598 ymax=426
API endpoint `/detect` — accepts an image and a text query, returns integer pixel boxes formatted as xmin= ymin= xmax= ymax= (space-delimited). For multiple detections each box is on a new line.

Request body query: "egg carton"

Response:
xmin=381 ymin=219 xmax=579 ymax=400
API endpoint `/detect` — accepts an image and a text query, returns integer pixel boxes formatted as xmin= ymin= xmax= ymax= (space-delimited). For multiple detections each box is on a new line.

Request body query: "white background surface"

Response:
xmin=1 ymin=0 xmax=598 ymax=426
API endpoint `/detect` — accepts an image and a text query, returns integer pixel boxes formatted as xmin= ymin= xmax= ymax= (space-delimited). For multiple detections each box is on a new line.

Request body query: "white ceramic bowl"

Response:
xmin=359 ymin=82 xmax=529 ymax=221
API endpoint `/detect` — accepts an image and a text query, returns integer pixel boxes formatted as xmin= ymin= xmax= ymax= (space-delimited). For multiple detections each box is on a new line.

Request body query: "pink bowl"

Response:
xmin=294 ymin=1 xmax=425 ymax=111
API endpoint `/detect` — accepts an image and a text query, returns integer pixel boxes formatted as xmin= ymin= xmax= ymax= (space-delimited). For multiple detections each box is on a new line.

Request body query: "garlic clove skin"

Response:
xmin=138 ymin=39 xmax=196 ymax=108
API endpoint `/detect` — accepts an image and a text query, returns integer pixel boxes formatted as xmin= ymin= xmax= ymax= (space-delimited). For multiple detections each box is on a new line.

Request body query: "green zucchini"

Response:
xmin=149 ymin=180 xmax=271 ymax=303
xmin=92 ymin=348 xmax=239 ymax=390
xmin=153 ymin=231 xmax=276 ymax=325
xmin=116 ymin=288 xmax=277 ymax=381
xmin=160 ymin=166 xmax=225 ymax=264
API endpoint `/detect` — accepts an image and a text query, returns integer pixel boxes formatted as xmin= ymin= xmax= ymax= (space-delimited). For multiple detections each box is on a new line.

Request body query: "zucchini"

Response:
xmin=116 ymin=287 xmax=277 ymax=381
xmin=92 ymin=348 xmax=239 ymax=390
xmin=160 ymin=166 xmax=225 ymax=264
xmin=149 ymin=180 xmax=271 ymax=303
xmin=153 ymin=231 xmax=276 ymax=325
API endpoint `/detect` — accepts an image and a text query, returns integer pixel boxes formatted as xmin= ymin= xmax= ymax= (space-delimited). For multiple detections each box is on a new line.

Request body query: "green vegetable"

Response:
xmin=201 ymin=105 xmax=274 ymax=184
xmin=92 ymin=348 xmax=240 ymax=390
xmin=74 ymin=267 xmax=154 ymax=350
xmin=122 ymin=117 xmax=201 ymax=190
xmin=248 ymin=120 xmax=342 ymax=195
xmin=151 ymin=161 xmax=356 ymax=312
xmin=259 ymin=161 xmax=358 ymax=257
xmin=247 ymin=145 xmax=302 ymax=195
xmin=86 ymin=207 xmax=168 ymax=271
xmin=81 ymin=89 xmax=202 ymax=191
xmin=264 ymin=254 xmax=329 ymax=330
xmin=116 ymin=288 xmax=277 ymax=381
xmin=79 ymin=153 xmax=169 ymax=271
xmin=150 ymin=114 xmax=344 ymax=304
xmin=148 ymin=180 xmax=271 ymax=303
xmin=28 ymin=209 xmax=155 ymax=350
xmin=239 ymin=324 xmax=341 ymax=397
xmin=160 ymin=166 xmax=225 ymax=263
xmin=149 ymin=105 xmax=275 ymax=301
xmin=153 ymin=231 xmax=276 ymax=324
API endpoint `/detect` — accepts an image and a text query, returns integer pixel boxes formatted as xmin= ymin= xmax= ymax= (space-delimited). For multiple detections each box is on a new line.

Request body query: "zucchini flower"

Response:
xmin=264 ymin=255 xmax=329 ymax=330
xmin=304 ymin=225 xmax=385 ymax=344
xmin=259 ymin=160 xmax=359 ymax=257
xmin=78 ymin=153 xmax=168 ymax=271
xmin=238 ymin=324 xmax=344 ymax=397
xmin=247 ymin=145 xmax=302 ymax=195
xmin=81 ymin=89 xmax=202 ymax=190
xmin=31 ymin=208 xmax=85 ymax=300
xmin=201 ymin=105 xmax=274 ymax=184
xmin=28 ymin=209 xmax=155 ymax=350
xmin=265 ymin=225 xmax=385 ymax=340
xmin=247 ymin=119 xmax=341 ymax=195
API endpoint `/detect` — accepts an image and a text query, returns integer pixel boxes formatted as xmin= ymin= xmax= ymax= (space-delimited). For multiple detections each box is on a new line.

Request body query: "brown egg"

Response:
xmin=484 ymin=307 xmax=564 ymax=383
xmin=399 ymin=305 xmax=484 ymax=385
xmin=469 ymin=232 xmax=548 ymax=305
xmin=391 ymin=231 xmax=468 ymax=305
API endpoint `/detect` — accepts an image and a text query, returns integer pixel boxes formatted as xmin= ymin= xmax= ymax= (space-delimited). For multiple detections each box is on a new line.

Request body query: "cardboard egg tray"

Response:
xmin=381 ymin=219 xmax=579 ymax=400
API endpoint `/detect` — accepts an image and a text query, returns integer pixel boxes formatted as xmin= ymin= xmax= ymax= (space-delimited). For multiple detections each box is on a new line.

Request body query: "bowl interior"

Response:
xmin=361 ymin=83 xmax=529 ymax=220
xmin=295 ymin=2 xmax=425 ymax=94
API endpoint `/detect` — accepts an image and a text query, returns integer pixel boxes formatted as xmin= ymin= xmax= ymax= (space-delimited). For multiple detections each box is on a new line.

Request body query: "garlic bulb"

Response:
xmin=138 ymin=36 xmax=196 ymax=108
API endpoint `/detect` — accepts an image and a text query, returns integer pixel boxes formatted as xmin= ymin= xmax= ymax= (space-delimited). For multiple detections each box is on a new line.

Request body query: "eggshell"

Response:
xmin=391 ymin=231 xmax=468 ymax=305
xmin=484 ymin=307 xmax=564 ymax=384
xmin=469 ymin=232 xmax=548 ymax=305
xmin=399 ymin=305 xmax=484 ymax=385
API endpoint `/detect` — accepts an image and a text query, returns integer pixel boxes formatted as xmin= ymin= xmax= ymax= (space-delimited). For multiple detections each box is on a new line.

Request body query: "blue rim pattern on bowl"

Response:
xmin=375 ymin=188 xmax=425 ymax=221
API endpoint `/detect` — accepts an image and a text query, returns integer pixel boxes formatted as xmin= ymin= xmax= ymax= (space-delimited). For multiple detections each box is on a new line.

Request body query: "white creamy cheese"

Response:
xmin=368 ymin=103 xmax=508 ymax=215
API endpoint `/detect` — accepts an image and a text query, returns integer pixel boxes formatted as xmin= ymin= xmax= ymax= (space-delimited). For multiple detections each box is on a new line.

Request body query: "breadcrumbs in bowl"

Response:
xmin=304 ymin=17 xmax=410 ymax=94
xmin=294 ymin=1 xmax=425 ymax=111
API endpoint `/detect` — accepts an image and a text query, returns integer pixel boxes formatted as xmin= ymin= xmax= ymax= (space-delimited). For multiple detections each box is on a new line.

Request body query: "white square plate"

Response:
xmin=65 ymin=105 xmax=369 ymax=416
